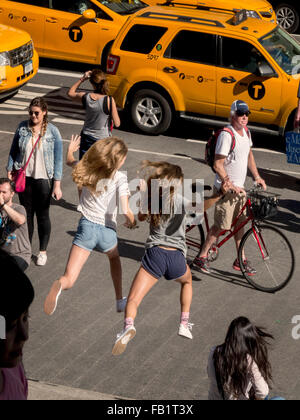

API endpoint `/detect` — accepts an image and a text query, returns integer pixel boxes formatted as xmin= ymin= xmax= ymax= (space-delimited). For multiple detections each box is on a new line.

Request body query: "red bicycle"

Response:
xmin=186 ymin=186 xmax=295 ymax=293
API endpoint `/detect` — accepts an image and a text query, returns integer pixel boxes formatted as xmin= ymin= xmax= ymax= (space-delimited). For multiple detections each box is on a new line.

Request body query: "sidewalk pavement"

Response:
xmin=28 ymin=380 xmax=129 ymax=400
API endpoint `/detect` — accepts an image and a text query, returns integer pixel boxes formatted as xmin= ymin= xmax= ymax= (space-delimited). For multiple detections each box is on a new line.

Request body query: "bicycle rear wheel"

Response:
xmin=185 ymin=224 xmax=205 ymax=268
xmin=238 ymin=224 xmax=295 ymax=292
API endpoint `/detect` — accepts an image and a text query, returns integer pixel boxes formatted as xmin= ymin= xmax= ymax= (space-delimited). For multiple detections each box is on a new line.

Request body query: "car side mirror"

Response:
xmin=82 ymin=9 xmax=97 ymax=22
xmin=257 ymin=62 xmax=277 ymax=78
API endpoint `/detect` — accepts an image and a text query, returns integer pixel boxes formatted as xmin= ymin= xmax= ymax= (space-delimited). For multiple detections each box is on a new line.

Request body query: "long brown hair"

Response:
xmin=90 ymin=69 xmax=109 ymax=95
xmin=28 ymin=97 xmax=48 ymax=147
xmin=213 ymin=317 xmax=273 ymax=400
xmin=72 ymin=136 xmax=128 ymax=195
xmin=140 ymin=160 xmax=184 ymax=227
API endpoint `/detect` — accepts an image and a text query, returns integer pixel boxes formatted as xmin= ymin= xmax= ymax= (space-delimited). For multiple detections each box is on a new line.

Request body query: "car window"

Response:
xmin=51 ymin=0 xmax=97 ymax=15
xmin=260 ymin=27 xmax=300 ymax=75
xmin=98 ymin=0 xmax=147 ymax=15
xmin=165 ymin=30 xmax=217 ymax=65
xmin=221 ymin=37 xmax=267 ymax=73
xmin=8 ymin=0 xmax=49 ymax=6
xmin=120 ymin=24 xmax=168 ymax=54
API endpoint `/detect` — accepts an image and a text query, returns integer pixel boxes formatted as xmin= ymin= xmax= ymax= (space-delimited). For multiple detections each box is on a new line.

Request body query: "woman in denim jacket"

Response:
xmin=7 ymin=97 xmax=63 ymax=266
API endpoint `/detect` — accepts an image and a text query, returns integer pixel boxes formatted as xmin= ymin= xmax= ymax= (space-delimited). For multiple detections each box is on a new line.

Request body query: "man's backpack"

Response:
xmin=205 ymin=126 xmax=249 ymax=173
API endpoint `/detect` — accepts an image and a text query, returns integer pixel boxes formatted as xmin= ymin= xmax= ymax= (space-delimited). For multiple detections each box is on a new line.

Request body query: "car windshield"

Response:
xmin=99 ymin=0 xmax=147 ymax=15
xmin=260 ymin=27 xmax=300 ymax=75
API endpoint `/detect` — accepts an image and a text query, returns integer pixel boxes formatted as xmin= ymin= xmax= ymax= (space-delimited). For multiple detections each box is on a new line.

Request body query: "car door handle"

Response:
xmin=46 ymin=17 xmax=58 ymax=23
xmin=163 ymin=66 xmax=178 ymax=73
xmin=221 ymin=76 xmax=236 ymax=83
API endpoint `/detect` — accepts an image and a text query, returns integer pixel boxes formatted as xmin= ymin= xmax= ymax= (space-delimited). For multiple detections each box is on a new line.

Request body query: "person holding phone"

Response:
xmin=7 ymin=97 xmax=63 ymax=266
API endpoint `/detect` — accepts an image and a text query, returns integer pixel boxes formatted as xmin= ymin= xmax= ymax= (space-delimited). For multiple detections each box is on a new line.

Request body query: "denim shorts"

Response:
xmin=73 ymin=217 xmax=117 ymax=253
xmin=79 ymin=132 xmax=98 ymax=159
xmin=141 ymin=246 xmax=187 ymax=280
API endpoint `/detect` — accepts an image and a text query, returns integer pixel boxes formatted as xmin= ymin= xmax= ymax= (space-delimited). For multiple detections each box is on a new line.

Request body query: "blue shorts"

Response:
xmin=79 ymin=132 xmax=98 ymax=159
xmin=73 ymin=217 xmax=117 ymax=253
xmin=141 ymin=246 xmax=187 ymax=280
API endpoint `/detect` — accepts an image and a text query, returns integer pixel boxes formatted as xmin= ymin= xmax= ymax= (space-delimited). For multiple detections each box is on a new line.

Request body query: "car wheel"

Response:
xmin=131 ymin=89 xmax=172 ymax=135
xmin=275 ymin=3 xmax=299 ymax=33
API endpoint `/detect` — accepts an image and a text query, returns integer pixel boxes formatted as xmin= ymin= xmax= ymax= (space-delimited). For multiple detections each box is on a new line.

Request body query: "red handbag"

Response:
xmin=12 ymin=135 xmax=41 ymax=193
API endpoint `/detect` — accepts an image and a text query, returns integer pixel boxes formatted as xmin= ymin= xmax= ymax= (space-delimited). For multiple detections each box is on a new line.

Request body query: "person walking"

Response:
xmin=7 ymin=97 xmax=63 ymax=266
xmin=44 ymin=136 xmax=136 ymax=316
xmin=0 ymin=178 xmax=31 ymax=271
xmin=207 ymin=316 xmax=274 ymax=400
xmin=112 ymin=161 xmax=198 ymax=356
xmin=196 ymin=100 xmax=266 ymax=275
xmin=68 ymin=69 xmax=120 ymax=159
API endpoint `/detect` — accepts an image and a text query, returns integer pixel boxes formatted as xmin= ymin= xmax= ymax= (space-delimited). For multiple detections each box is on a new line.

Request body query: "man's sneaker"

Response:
xmin=44 ymin=280 xmax=62 ymax=315
xmin=112 ymin=325 xmax=136 ymax=356
xmin=194 ymin=256 xmax=211 ymax=274
xmin=178 ymin=323 xmax=194 ymax=339
xmin=36 ymin=252 xmax=47 ymax=266
xmin=116 ymin=297 xmax=127 ymax=313
xmin=233 ymin=258 xmax=256 ymax=276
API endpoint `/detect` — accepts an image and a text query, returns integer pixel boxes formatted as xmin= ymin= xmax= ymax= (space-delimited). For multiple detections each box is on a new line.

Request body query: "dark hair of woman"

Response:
xmin=28 ymin=97 xmax=49 ymax=138
xmin=213 ymin=316 xmax=273 ymax=399
xmin=90 ymin=69 xmax=109 ymax=95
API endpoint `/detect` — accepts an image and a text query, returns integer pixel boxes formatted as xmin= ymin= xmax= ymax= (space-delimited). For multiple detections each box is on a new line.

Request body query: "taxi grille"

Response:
xmin=8 ymin=41 xmax=33 ymax=68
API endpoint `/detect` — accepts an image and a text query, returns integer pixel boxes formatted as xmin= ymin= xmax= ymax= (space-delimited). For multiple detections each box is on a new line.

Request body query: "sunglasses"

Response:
xmin=29 ymin=111 xmax=41 ymax=117
xmin=236 ymin=110 xmax=251 ymax=117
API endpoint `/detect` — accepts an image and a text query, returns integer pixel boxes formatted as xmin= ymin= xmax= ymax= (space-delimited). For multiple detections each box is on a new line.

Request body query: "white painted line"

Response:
xmin=267 ymin=168 xmax=300 ymax=176
xmin=0 ymin=110 xmax=57 ymax=115
xmin=27 ymin=83 xmax=60 ymax=90
xmin=252 ymin=148 xmax=284 ymax=155
xmin=186 ymin=139 xmax=206 ymax=144
xmin=0 ymin=130 xmax=14 ymax=135
xmin=7 ymin=99 xmax=30 ymax=107
xmin=52 ymin=117 xmax=83 ymax=125
xmin=18 ymin=90 xmax=47 ymax=97
xmin=38 ymin=69 xmax=82 ymax=78
xmin=0 ymin=103 xmax=26 ymax=110
xmin=128 ymin=147 xmax=190 ymax=160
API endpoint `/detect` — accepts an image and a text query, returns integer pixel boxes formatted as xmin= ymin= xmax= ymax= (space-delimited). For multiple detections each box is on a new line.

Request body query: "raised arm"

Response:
xmin=68 ymin=71 xmax=92 ymax=103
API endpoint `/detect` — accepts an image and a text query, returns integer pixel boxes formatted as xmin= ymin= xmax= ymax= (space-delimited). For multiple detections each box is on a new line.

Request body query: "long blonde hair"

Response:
xmin=72 ymin=137 xmax=128 ymax=194
xmin=140 ymin=160 xmax=184 ymax=227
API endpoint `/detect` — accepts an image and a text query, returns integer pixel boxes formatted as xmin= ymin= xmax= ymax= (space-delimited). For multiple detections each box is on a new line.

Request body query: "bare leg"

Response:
xmin=59 ymin=244 xmax=91 ymax=290
xmin=176 ymin=265 xmax=193 ymax=314
xmin=106 ymin=246 xmax=122 ymax=300
xmin=234 ymin=224 xmax=245 ymax=260
xmin=125 ymin=266 xmax=158 ymax=322
xmin=44 ymin=244 xmax=90 ymax=315
xmin=199 ymin=224 xmax=220 ymax=258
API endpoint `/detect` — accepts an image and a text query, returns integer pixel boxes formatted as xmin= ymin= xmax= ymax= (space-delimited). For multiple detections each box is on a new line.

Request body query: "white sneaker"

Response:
xmin=178 ymin=323 xmax=194 ymax=339
xmin=44 ymin=280 xmax=62 ymax=315
xmin=36 ymin=252 xmax=47 ymax=266
xmin=112 ymin=325 xmax=136 ymax=356
xmin=116 ymin=297 xmax=127 ymax=313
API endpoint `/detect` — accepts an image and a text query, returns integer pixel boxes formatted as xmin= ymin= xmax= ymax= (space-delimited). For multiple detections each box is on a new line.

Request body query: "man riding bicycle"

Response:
xmin=197 ymin=100 xmax=266 ymax=275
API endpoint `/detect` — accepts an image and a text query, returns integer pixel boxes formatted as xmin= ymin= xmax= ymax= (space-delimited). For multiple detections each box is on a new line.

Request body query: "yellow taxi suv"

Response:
xmin=144 ymin=0 xmax=277 ymax=23
xmin=106 ymin=5 xmax=300 ymax=136
xmin=0 ymin=0 xmax=148 ymax=67
xmin=0 ymin=23 xmax=38 ymax=100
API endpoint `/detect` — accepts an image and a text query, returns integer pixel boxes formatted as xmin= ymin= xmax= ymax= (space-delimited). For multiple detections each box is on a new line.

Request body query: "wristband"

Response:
xmin=255 ymin=176 xmax=261 ymax=181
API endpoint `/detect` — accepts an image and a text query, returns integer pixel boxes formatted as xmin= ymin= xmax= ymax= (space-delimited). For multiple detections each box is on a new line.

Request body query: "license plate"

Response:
xmin=24 ymin=61 xmax=33 ymax=74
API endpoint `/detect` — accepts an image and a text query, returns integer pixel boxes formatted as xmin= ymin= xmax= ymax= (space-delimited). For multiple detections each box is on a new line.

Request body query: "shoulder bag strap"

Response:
xmin=23 ymin=135 xmax=41 ymax=170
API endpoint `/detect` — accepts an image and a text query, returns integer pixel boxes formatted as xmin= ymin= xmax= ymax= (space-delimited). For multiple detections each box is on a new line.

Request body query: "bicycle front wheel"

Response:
xmin=238 ymin=225 xmax=295 ymax=292
xmin=185 ymin=224 xmax=205 ymax=267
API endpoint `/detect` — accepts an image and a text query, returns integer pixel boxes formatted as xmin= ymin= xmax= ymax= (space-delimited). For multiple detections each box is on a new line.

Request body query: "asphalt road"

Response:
xmin=0 ymin=63 xmax=299 ymax=400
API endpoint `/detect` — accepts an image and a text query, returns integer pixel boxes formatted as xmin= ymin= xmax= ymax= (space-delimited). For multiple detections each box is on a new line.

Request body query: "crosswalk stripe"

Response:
xmin=52 ymin=117 xmax=83 ymax=125
xmin=0 ymin=103 xmax=26 ymax=110
xmin=38 ymin=69 xmax=82 ymax=78
xmin=27 ymin=83 xmax=61 ymax=90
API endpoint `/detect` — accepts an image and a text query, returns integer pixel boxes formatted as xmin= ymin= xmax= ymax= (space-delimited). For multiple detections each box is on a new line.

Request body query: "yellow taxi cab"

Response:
xmin=0 ymin=0 xmax=148 ymax=67
xmin=0 ymin=23 xmax=38 ymax=100
xmin=106 ymin=5 xmax=300 ymax=136
xmin=144 ymin=0 xmax=277 ymax=23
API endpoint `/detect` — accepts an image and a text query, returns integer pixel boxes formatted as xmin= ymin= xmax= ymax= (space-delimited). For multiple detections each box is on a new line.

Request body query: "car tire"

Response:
xmin=275 ymin=3 xmax=299 ymax=33
xmin=131 ymin=89 xmax=172 ymax=135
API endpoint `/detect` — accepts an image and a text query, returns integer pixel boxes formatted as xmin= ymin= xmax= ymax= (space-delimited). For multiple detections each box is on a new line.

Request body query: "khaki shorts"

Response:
xmin=213 ymin=187 xmax=247 ymax=231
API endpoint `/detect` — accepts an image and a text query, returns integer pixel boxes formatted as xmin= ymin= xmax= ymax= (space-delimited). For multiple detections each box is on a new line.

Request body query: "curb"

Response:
xmin=28 ymin=379 xmax=130 ymax=401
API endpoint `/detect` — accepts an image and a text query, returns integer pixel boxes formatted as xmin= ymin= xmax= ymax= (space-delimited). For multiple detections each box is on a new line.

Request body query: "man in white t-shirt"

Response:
xmin=196 ymin=100 xmax=266 ymax=275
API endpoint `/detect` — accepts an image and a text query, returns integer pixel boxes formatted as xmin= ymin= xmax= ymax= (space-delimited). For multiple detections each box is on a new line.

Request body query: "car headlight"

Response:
xmin=0 ymin=52 xmax=10 ymax=66
xmin=246 ymin=10 xmax=261 ymax=19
